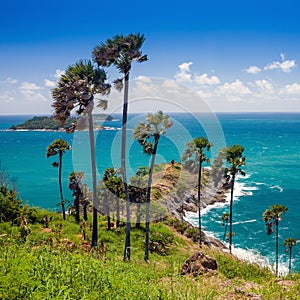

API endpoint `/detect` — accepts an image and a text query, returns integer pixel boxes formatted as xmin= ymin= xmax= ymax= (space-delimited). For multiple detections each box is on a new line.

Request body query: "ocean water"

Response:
xmin=0 ymin=113 xmax=299 ymax=274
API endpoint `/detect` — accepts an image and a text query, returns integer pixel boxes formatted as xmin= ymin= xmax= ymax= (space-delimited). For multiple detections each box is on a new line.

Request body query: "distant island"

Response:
xmin=9 ymin=114 xmax=115 ymax=131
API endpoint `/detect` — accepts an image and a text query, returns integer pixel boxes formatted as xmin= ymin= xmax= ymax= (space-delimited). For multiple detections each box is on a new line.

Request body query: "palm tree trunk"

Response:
xmin=83 ymin=203 xmax=88 ymax=221
xmin=122 ymin=72 xmax=131 ymax=261
xmin=136 ymin=202 xmax=141 ymax=228
xmin=229 ymin=173 xmax=235 ymax=254
xmin=106 ymin=192 xmax=111 ymax=230
xmin=197 ymin=159 xmax=202 ymax=246
xmin=88 ymin=109 xmax=98 ymax=248
xmin=275 ymin=218 xmax=279 ymax=276
xmin=116 ymin=186 xmax=120 ymax=228
xmin=223 ymin=222 xmax=228 ymax=241
xmin=144 ymin=136 xmax=159 ymax=262
xmin=75 ymin=194 xmax=80 ymax=223
xmin=59 ymin=151 xmax=66 ymax=220
xmin=289 ymin=246 xmax=292 ymax=275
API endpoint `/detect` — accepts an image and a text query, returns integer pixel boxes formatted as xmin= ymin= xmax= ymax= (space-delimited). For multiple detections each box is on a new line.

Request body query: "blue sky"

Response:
xmin=1 ymin=0 xmax=300 ymax=114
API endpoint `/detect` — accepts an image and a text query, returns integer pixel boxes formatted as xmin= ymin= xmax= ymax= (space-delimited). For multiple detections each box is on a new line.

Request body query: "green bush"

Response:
xmin=0 ymin=187 xmax=22 ymax=223
xmin=149 ymin=225 xmax=174 ymax=255
xmin=185 ymin=227 xmax=198 ymax=238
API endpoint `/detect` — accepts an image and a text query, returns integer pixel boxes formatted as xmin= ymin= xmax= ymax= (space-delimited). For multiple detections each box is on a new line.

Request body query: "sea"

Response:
xmin=0 ymin=112 xmax=299 ymax=274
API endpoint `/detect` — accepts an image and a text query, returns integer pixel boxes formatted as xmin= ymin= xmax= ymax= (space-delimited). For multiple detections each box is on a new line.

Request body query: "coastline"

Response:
xmin=2 ymin=126 xmax=120 ymax=132
xmin=179 ymin=179 xmax=291 ymax=276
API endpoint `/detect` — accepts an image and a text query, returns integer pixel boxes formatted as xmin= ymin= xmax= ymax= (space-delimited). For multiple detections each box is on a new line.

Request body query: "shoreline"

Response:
xmin=1 ymin=126 xmax=121 ymax=132
xmin=180 ymin=179 xmax=291 ymax=276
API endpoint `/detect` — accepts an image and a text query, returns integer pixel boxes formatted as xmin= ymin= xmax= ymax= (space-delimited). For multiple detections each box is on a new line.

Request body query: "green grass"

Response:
xmin=0 ymin=214 xmax=299 ymax=299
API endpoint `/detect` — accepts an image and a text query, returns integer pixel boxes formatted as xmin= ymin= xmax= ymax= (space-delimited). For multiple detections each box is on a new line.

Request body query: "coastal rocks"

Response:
xmin=181 ymin=251 xmax=218 ymax=276
xmin=203 ymin=234 xmax=226 ymax=248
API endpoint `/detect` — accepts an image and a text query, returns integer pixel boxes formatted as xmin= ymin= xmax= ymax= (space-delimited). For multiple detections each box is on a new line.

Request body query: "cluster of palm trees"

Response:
xmin=182 ymin=141 xmax=246 ymax=253
xmin=47 ymin=30 xmax=246 ymax=260
xmin=50 ymin=33 xmax=155 ymax=260
xmin=263 ymin=204 xmax=298 ymax=275
xmin=47 ymin=32 xmax=298 ymax=270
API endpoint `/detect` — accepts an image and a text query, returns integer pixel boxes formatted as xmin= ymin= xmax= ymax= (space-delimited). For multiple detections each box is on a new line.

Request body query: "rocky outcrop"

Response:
xmin=159 ymin=168 xmax=230 ymax=250
xmin=181 ymin=251 xmax=218 ymax=276
xmin=161 ymin=178 xmax=229 ymax=221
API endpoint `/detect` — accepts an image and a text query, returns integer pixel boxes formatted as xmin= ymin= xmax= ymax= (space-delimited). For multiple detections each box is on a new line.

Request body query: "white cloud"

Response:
xmin=264 ymin=56 xmax=296 ymax=73
xmin=20 ymin=82 xmax=42 ymax=91
xmin=178 ymin=62 xmax=193 ymax=73
xmin=280 ymin=83 xmax=300 ymax=95
xmin=194 ymin=73 xmax=220 ymax=85
xmin=19 ymin=81 xmax=47 ymax=101
xmin=4 ymin=77 xmax=18 ymax=84
xmin=162 ymin=79 xmax=180 ymax=90
xmin=175 ymin=62 xmax=220 ymax=87
xmin=246 ymin=66 xmax=261 ymax=74
xmin=175 ymin=62 xmax=193 ymax=82
xmin=44 ymin=79 xmax=56 ymax=88
xmin=55 ymin=69 xmax=65 ymax=79
xmin=0 ymin=91 xmax=15 ymax=102
xmin=254 ymin=79 xmax=274 ymax=94
xmin=135 ymin=75 xmax=152 ymax=83
xmin=217 ymin=80 xmax=251 ymax=96
xmin=44 ymin=69 xmax=65 ymax=88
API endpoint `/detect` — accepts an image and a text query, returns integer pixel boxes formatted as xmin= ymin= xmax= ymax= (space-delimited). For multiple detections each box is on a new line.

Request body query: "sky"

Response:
xmin=1 ymin=0 xmax=300 ymax=114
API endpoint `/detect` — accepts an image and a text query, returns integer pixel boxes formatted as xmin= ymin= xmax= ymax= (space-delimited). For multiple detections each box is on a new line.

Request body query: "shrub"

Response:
xmin=0 ymin=187 xmax=23 ymax=224
xmin=185 ymin=227 xmax=198 ymax=239
xmin=149 ymin=225 xmax=174 ymax=255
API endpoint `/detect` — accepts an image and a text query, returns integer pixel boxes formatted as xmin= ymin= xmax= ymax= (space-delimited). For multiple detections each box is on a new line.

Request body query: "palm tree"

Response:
xmin=225 ymin=144 xmax=246 ymax=254
xmin=210 ymin=147 xmax=227 ymax=188
xmin=93 ymin=33 xmax=147 ymax=261
xmin=46 ymin=139 xmax=71 ymax=220
xmin=102 ymin=167 xmax=124 ymax=229
xmin=52 ymin=59 xmax=110 ymax=247
xmin=133 ymin=111 xmax=173 ymax=261
xmin=129 ymin=167 xmax=149 ymax=229
xmin=263 ymin=204 xmax=288 ymax=276
xmin=284 ymin=237 xmax=297 ymax=275
xmin=221 ymin=212 xmax=230 ymax=241
xmin=68 ymin=171 xmax=85 ymax=223
xmin=182 ymin=137 xmax=212 ymax=246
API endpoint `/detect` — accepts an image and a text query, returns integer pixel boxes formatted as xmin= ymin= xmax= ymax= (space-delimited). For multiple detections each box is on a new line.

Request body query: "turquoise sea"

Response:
xmin=0 ymin=113 xmax=299 ymax=274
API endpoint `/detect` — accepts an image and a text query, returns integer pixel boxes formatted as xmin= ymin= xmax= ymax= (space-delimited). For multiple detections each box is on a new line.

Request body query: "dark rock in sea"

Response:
xmin=181 ymin=251 xmax=218 ymax=276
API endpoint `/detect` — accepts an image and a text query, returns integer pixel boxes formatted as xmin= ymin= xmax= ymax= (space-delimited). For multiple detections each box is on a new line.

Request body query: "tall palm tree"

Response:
xmin=46 ymin=139 xmax=71 ymax=220
xmin=284 ymin=237 xmax=297 ymax=275
xmin=182 ymin=137 xmax=212 ymax=246
xmin=93 ymin=33 xmax=147 ymax=261
xmin=225 ymin=144 xmax=246 ymax=254
xmin=133 ymin=111 xmax=173 ymax=262
xmin=52 ymin=59 xmax=110 ymax=247
xmin=263 ymin=204 xmax=288 ymax=276
xmin=68 ymin=171 xmax=85 ymax=223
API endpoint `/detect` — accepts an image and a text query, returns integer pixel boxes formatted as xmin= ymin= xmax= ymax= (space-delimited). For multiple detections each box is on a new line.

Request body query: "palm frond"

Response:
xmin=96 ymin=99 xmax=108 ymax=110
xmin=113 ymin=78 xmax=124 ymax=91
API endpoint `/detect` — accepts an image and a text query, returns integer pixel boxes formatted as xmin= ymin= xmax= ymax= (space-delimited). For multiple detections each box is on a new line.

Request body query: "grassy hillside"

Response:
xmin=0 ymin=211 xmax=299 ymax=300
